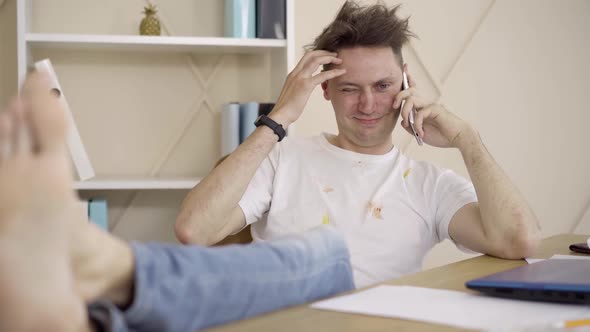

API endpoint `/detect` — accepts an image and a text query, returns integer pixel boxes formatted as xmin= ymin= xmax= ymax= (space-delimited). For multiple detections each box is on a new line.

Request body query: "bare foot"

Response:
xmin=0 ymin=73 xmax=88 ymax=331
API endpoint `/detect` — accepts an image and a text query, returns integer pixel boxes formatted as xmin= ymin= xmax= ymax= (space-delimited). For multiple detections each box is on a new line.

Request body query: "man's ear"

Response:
xmin=321 ymin=82 xmax=330 ymax=100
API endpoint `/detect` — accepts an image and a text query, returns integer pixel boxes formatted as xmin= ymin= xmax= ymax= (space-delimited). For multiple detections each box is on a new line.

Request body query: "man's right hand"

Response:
xmin=269 ymin=50 xmax=346 ymax=126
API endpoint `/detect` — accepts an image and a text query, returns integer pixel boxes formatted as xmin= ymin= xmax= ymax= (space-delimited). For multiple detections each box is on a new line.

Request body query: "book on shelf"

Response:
xmin=258 ymin=103 xmax=275 ymax=117
xmin=220 ymin=102 xmax=277 ymax=156
xmin=88 ymin=198 xmax=109 ymax=231
xmin=220 ymin=102 xmax=240 ymax=156
xmin=78 ymin=198 xmax=109 ymax=231
xmin=239 ymin=101 xmax=259 ymax=143
xmin=224 ymin=0 xmax=256 ymax=38
xmin=256 ymin=0 xmax=286 ymax=39
xmin=34 ymin=59 xmax=95 ymax=181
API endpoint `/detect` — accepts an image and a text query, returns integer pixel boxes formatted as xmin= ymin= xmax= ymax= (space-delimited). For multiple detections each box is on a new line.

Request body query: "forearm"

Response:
xmin=456 ymin=127 xmax=541 ymax=256
xmin=175 ymin=50 xmax=345 ymax=245
xmin=176 ymin=112 xmax=291 ymax=245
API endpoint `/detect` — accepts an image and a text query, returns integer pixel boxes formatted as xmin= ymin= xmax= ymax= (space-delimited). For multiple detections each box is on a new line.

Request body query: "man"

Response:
xmin=0 ymin=74 xmax=354 ymax=331
xmin=176 ymin=0 xmax=541 ymax=288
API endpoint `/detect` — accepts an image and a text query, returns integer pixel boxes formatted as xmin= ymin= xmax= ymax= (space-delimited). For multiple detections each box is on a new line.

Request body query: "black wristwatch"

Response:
xmin=254 ymin=114 xmax=286 ymax=142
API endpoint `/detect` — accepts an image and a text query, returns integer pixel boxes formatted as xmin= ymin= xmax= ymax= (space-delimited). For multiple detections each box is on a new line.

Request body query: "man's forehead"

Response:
xmin=332 ymin=76 xmax=398 ymax=86
xmin=330 ymin=64 xmax=402 ymax=85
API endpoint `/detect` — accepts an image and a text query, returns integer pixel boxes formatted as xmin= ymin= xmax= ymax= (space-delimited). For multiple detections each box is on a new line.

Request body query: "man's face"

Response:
xmin=322 ymin=46 xmax=403 ymax=153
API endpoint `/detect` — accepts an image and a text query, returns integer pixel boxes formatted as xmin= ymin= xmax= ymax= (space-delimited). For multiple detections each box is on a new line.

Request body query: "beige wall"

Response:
xmin=3 ymin=1 xmax=590 ymax=269
xmin=0 ymin=0 xmax=17 ymax=107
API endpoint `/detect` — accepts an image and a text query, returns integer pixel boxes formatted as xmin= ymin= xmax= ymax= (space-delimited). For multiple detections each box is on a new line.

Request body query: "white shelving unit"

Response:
xmin=73 ymin=177 xmax=201 ymax=190
xmin=16 ymin=0 xmax=295 ymax=191
xmin=26 ymin=33 xmax=287 ymax=54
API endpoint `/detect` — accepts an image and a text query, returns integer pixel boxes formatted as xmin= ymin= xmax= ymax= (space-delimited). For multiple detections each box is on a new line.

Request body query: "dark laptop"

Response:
xmin=466 ymin=259 xmax=590 ymax=304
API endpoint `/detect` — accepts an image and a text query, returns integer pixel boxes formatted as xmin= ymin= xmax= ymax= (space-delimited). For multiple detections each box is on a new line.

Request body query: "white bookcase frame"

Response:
xmin=16 ymin=0 xmax=295 ymax=190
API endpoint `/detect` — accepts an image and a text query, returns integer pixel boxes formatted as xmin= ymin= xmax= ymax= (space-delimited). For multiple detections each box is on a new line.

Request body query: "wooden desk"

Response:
xmin=206 ymin=234 xmax=589 ymax=332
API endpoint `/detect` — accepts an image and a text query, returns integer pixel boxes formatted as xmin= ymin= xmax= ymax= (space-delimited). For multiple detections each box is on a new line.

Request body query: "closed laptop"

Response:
xmin=466 ymin=259 xmax=590 ymax=304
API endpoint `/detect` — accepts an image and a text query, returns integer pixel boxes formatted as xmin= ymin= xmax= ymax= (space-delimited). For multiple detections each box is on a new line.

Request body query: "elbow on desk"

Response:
xmin=498 ymin=227 xmax=542 ymax=259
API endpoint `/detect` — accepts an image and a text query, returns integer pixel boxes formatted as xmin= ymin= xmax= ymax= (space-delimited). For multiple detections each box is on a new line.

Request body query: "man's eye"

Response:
xmin=341 ymin=88 xmax=356 ymax=93
xmin=377 ymin=83 xmax=391 ymax=91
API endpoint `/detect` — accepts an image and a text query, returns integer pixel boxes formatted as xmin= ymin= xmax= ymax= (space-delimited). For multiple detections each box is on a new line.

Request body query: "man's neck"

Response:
xmin=327 ymin=134 xmax=394 ymax=155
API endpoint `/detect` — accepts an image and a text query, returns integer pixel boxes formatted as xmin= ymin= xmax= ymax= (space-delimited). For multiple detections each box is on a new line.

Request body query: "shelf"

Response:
xmin=74 ymin=177 xmax=202 ymax=190
xmin=26 ymin=33 xmax=287 ymax=53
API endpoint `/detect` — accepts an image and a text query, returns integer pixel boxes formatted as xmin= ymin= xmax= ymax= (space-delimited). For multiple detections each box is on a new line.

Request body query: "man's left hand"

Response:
xmin=392 ymin=70 xmax=476 ymax=149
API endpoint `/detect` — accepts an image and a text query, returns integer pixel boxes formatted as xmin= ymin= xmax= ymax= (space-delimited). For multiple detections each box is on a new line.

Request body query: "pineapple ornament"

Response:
xmin=140 ymin=4 xmax=161 ymax=36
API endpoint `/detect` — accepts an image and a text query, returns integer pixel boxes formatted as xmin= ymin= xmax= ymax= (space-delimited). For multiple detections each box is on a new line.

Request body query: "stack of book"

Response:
xmin=220 ymin=102 xmax=275 ymax=156
xmin=224 ymin=0 xmax=286 ymax=39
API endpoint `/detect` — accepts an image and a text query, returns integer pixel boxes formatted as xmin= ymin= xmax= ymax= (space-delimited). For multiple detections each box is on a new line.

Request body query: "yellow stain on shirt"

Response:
xmin=322 ymin=214 xmax=330 ymax=225
xmin=372 ymin=207 xmax=383 ymax=219
xmin=323 ymin=186 xmax=334 ymax=193
xmin=403 ymin=168 xmax=412 ymax=178
xmin=367 ymin=201 xmax=384 ymax=220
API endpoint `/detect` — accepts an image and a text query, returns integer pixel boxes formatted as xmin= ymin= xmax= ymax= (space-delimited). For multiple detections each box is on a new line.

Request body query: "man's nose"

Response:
xmin=358 ymin=90 xmax=375 ymax=114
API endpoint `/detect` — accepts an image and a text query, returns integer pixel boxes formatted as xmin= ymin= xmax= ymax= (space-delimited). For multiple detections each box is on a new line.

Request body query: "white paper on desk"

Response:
xmin=311 ymin=285 xmax=590 ymax=331
xmin=526 ymin=254 xmax=590 ymax=264
xmin=551 ymin=254 xmax=590 ymax=260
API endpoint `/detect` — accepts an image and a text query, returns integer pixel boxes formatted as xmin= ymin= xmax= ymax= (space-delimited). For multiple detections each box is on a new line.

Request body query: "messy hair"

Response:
xmin=307 ymin=0 xmax=416 ymax=67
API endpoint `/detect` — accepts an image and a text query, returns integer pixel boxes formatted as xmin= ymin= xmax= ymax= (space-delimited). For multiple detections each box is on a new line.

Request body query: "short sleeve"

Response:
xmin=238 ymin=143 xmax=279 ymax=225
xmin=432 ymin=169 xmax=478 ymax=243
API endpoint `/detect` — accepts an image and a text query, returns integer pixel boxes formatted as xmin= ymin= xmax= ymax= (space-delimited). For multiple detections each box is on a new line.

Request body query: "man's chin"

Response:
xmin=352 ymin=132 xmax=391 ymax=147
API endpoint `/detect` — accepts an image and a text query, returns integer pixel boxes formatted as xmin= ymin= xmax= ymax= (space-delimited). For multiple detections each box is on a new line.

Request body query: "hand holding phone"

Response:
xmin=401 ymin=72 xmax=423 ymax=146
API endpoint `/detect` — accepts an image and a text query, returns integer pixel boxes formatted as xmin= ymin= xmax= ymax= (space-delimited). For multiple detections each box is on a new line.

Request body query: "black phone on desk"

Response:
xmin=570 ymin=242 xmax=590 ymax=254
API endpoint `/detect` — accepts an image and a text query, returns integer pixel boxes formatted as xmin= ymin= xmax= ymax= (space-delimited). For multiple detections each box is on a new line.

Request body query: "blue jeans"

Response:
xmin=88 ymin=226 xmax=354 ymax=331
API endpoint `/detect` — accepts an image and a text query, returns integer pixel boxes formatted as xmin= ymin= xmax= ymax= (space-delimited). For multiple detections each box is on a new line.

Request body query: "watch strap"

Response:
xmin=254 ymin=114 xmax=286 ymax=142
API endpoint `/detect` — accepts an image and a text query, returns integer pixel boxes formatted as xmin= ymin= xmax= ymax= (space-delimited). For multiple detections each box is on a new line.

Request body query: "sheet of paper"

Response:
xmin=551 ymin=254 xmax=590 ymax=260
xmin=310 ymin=285 xmax=590 ymax=331
xmin=526 ymin=254 xmax=590 ymax=264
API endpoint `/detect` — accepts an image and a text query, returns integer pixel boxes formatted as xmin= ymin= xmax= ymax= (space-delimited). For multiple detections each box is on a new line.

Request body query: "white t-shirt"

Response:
xmin=239 ymin=133 xmax=478 ymax=288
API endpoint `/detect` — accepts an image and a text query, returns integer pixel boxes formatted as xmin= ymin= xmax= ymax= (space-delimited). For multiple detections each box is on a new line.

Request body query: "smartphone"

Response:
xmin=401 ymin=72 xmax=423 ymax=146
xmin=569 ymin=242 xmax=590 ymax=255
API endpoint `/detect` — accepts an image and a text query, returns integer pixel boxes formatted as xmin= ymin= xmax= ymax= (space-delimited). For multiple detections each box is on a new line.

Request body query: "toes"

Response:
xmin=21 ymin=72 xmax=67 ymax=155
xmin=11 ymin=101 xmax=33 ymax=156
